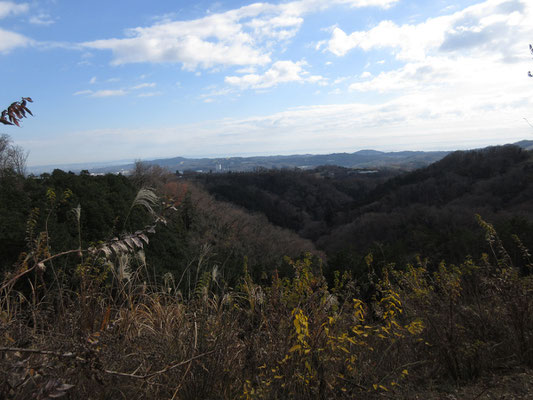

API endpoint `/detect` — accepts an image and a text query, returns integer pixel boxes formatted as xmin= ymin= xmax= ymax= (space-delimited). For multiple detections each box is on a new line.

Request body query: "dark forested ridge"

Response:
xmin=192 ymin=145 xmax=533 ymax=274
xmin=192 ymin=166 xmax=398 ymax=239
xmin=3 ymin=143 xmax=533 ymax=399
xmin=0 ymin=168 xmax=320 ymax=283
xmin=3 ymin=144 xmax=533 ymax=282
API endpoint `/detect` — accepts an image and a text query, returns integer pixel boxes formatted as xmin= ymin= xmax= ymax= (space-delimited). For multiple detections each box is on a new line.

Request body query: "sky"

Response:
xmin=0 ymin=0 xmax=532 ymax=166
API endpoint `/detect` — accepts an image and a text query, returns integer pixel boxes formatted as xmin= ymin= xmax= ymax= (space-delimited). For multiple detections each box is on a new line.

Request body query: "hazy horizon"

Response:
xmin=26 ymin=136 xmax=532 ymax=171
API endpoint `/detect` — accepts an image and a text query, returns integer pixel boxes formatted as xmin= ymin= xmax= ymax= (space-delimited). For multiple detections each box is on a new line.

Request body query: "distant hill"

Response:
xmin=90 ymin=149 xmax=450 ymax=175
xmin=513 ymin=139 xmax=533 ymax=150
xmin=27 ymin=139 xmax=533 ymax=175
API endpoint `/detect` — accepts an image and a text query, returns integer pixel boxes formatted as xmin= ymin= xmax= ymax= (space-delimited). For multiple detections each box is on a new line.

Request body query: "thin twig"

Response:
xmin=170 ymin=360 xmax=193 ymax=400
xmin=0 ymin=249 xmax=84 ymax=292
xmin=0 ymin=347 xmax=80 ymax=359
xmin=472 ymin=383 xmax=493 ymax=400
xmin=335 ymin=375 xmax=367 ymax=391
xmin=378 ymin=359 xmax=430 ymax=385
xmin=104 ymin=350 xmax=215 ymax=380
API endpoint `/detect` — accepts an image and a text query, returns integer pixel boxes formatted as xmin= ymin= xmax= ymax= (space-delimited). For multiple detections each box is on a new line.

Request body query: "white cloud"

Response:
xmin=0 ymin=27 xmax=32 ymax=53
xmin=131 ymin=82 xmax=156 ymax=90
xmin=91 ymin=89 xmax=127 ymax=98
xmin=75 ymin=82 xmax=157 ymax=98
xmin=327 ymin=0 xmax=530 ymax=61
xmin=327 ymin=27 xmax=357 ymax=56
xmin=29 ymin=13 xmax=54 ymax=26
xmin=74 ymin=90 xmax=93 ymax=96
xmin=83 ymin=0 xmax=399 ymax=70
xmin=333 ymin=0 xmax=398 ymax=7
xmin=74 ymin=89 xmax=127 ymax=97
xmin=324 ymin=0 xmax=533 ymax=129
xmin=0 ymin=1 xmax=28 ymax=19
xmin=350 ymin=61 xmax=438 ymax=92
xmin=137 ymin=91 xmax=162 ymax=98
xmin=333 ymin=76 xmax=350 ymax=85
xmin=0 ymin=1 xmax=32 ymax=53
xmin=236 ymin=66 xmax=257 ymax=74
xmin=225 ymin=60 xmax=325 ymax=89
xmin=83 ymin=3 xmax=276 ymax=70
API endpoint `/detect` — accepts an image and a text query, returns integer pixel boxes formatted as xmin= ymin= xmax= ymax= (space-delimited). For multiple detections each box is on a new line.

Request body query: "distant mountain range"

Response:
xmin=28 ymin=140 xmax=533 ymax=175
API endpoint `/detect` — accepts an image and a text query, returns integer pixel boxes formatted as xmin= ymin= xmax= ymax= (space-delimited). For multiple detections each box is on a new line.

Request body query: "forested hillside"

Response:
xmin=192 ymin=166 xmax=398 ymax=240
xmin=0 ymin=169 xmax=320 ymax=285
xmin=193 ymin=145 xmax=533 ymax=275
xmin=321 ymin=145 xmax=533 ymax=271
xmin=2 ymin=144 xmax=533 ymax=399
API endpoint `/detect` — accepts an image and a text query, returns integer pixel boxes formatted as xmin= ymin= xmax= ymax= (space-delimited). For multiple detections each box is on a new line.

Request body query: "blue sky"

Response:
xmin=1 ymin=0 xmax=532 ymax=166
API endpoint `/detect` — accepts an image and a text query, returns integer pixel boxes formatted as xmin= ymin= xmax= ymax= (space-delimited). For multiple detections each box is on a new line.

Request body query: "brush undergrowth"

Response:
xmin=1 ymin=186 xmax=533 ymax=399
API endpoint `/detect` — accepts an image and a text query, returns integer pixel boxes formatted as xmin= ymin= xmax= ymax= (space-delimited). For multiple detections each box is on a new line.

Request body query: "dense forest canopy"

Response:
xmin=191 ymin=145 xmax=533 ymax=275
xmin=2 ymin=144 xmax=533 ymax=285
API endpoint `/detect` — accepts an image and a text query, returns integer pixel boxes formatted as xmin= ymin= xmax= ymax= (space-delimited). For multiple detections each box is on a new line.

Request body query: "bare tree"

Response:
xmin=0 ymin=134 xmax=28 ymax=176
xmin=9 ymin=142 xmax=28 ymax=175
xmin=130 ymin=160 xmax=171 ymax=190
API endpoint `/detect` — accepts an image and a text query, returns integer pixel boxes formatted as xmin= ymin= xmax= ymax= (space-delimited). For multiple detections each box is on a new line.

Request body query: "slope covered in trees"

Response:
xmin=192 ymin=166 xmax=398 ymax=240
xmin=192 ymin=145 xmax=533 ymax=276
xmin=2 ymin=143 xmax=533 ymax=399
xmin=320 ymin=145 xmax=533 ymax=270
xmin=0 ymin=168 xmax=320 ymax=285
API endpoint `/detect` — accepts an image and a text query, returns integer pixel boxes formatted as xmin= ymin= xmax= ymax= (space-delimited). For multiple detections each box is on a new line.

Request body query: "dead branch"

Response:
xmin=0 ymin=249 xmax=84 ymax=292
xmin=0 ymin=347 xmax=81 ymax=360
xmin=103 ymin=350 xmax=215 ymax=380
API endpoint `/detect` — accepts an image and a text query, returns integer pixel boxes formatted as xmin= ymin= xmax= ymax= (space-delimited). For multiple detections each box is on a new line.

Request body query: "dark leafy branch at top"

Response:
xmin=1 ymin=97 xmax=33 ymax=126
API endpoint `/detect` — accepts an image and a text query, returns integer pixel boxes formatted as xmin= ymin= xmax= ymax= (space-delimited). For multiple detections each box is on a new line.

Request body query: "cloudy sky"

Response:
xmin=1 ymin=0 xmax=532 ymax=166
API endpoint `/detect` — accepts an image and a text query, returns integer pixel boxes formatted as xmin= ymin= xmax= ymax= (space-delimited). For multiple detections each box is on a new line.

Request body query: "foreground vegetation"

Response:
xmin=1 ymin=216 xmax=532 ymax=398
xmin=1 ymin=146 xmax=533 ymax=398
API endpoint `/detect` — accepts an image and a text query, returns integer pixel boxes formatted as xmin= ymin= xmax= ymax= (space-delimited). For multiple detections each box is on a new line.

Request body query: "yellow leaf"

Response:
xmin=289 ymin=344 xmax=301 ymax=353
xmin=339 ymin=346 xmax=350 ymax=353
xmin=305 ymin=361 xmax=312 ymax=372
